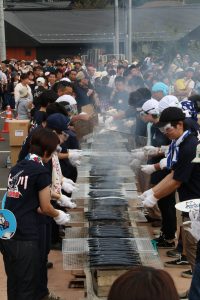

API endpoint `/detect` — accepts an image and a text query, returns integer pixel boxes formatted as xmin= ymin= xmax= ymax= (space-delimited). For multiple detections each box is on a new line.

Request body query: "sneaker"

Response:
xmin=47 ymin=261 xmax=53 ymax=269
xmin=153 ymin=232 xmax=165 ymax=243
xmin=164 ymin=255 xmax=189 ymax=268
xmin=51 ymin=242 xmax=62 ymax=251
xmin=181 ymin=269 xmax=193 ymax=278
xmin=156 ymin=239 xmax=175 ymax=249
xmin=42 ymin=292 xmax=64 ymax=300
xmin=166 ymin=249 xmax=181 ymax=258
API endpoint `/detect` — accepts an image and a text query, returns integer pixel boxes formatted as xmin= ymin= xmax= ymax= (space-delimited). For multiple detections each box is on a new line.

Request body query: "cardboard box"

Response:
xmin=10 ymin=146 xmax=22 ymax=166
xmin=9 ymin=120 xmax=30 ymax=146
xmin=81 ymin=104 xmax=95 ymax=115
xmin=198 ymin=113 xmax=200 ymax=125
xmin=73 ymin=119 xmax=93 ymax=140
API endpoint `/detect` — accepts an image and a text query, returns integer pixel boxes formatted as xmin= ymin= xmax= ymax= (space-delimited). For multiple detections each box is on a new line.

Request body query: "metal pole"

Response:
xmin=114 ymin=0 xmax=119 ymax=57
xmin=0 ymin=1 xmax=6 ymax=61
xmin=128 ymin=0 xmax=132 ymax=63
xmin=124 ymin=0 xmax=128 ymax=59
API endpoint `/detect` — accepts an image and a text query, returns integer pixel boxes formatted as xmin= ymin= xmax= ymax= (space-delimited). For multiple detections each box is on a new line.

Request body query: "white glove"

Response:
xmin=159 ymin=158 xmax=167 ymax=170
xmin=141 ymin=164 xmax=156 ymax=175
xmin=68 ymin=150 xmax=82 ymax=166
xmin=160 ymin=145 xmax=169 ymax=156
xmin=70 ymin=159 xmax=81 ymax=167
xmin=62 ymin=181 xmax=78 ymax=193
xmin=58 ymin=194 xmax=77 ymax=209
xmin=143 ymin=146 xmax=159 ymax=156
xmin=98 ymin=115 xmax=104 ymax=125
xmin=62 ymin=177 xmax=76 ymax=186
xmin=142 ymin=194 xmax=158 ymax=208
xmin=131 ymin=151 xmax=146 ymax=160
xmin=189 ymin=210 xmax=200 ymax=241
xmin=130 ymin=159 xmax=141 ymax=171
xmin=54 ymin=210 xmax=71 ymax=225
xmin=138 ymin=188 xmax=153 ymax=201
xmin=124 ymin=120 xmax=134 ymax=128
xmin=105 ymin=116 xmax=114 ymax=128
xmin=131 ymin=148 xmax=143 ymax=153
xmin=68 ymin=149 xmax=82 ymax=161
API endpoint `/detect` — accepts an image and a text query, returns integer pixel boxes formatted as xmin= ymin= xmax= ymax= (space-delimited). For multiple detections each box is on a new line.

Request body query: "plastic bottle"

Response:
xmin=6 ymin=155 xmax=11 ymax=169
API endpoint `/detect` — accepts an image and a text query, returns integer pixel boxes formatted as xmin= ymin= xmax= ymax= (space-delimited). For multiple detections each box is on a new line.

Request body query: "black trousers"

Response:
xmin=0 ymin=239 xmax=40 ymax=300
xmin=157 ymin=192 xmax=177 ymax=240
xmin=38 ymin=223 xmax=52 ymax=300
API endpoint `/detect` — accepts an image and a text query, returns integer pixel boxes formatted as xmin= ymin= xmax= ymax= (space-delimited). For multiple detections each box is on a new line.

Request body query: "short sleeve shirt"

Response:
xmin=5 ymin=160 xmax=51 ymax=240
xmin=172 ymin=134 xmax=200 ymax=201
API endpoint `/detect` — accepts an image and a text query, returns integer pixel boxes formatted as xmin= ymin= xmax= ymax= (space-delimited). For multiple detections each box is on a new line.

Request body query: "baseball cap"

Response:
xmin=152 ymin=82 xmax=169 ymax=96
xmin=46 ymin=113 xmax=70 ymax=132
xmin=156 ymin=107 xmax=185 ymax=127
xmin=141 ymin=98 xmax=159 ymax=115
xmin=56 ymin=95 xmax=77 ymax=105
xmin=36 ymin=77 xmax=45 ymax=85
xmin=60 ymin=77 xmax=71 ymax=83
xmin=158 ymin=95 xmax=182 ymax=113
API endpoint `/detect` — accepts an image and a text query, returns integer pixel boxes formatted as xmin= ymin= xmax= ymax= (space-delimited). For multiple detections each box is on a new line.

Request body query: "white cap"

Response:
xmin=56 ymin=95 xmax=77 ymax=105
xmin=60 ymin=77 xmax=71 ymax=83
xmin=36 ymin=77 xmax=45 ymax=86
xmin=159 ymin=95 xmax=182 ymax=113
xmin=141 ymin=98 xmax=159 ymax=115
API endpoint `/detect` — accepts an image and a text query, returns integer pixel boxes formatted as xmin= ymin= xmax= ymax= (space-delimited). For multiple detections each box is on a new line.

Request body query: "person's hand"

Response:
xmin=62 ymin=177 xmax=76 ymax=186
xmin=138 ymin=188 xmax=153 ymax=201
xmin=143 ymin=146 xmax=159 ymax=156
xmin=62 ymin=181 xmax=77 ymax=193
xmin=124 ymin=120 xmax=134 ymax=128
xmin=68 ymin=149 xmax=82 ymax=160
xmin=68 ymin=150 xmax=82 ymax=166
xmin=53 ymin=210 xmax=71 ymax=225
xmin=131 ymin=148 xmax=143 ymax=153
xmin=58 ymin=194 xmax=77 ymax=208
xmin=105 ymin=116 xmax=114 ymax=128
xmin=160 ymin=145 xmax=169 ymax=156
xmin=87 ymin=89 xmax=93 ymax=97
xmin=159 ymin=158 xmax=167 ymax=169
xmin=129 ymin=159 xmax=141 ymax=171
xmin=131 ymin=151 xmax=146 ymax=160
xmin=141 ymin=164 xmax=156 ymax=175
xmin=142 ymin=194 xmax=158 ymax=208
xmin=78 ymin=113 xmax=90 ymax=121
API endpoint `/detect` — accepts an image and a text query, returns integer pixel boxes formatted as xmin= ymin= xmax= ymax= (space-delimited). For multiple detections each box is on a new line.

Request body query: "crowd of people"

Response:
xmin=0 ymin=53 xmax=200 ymax=300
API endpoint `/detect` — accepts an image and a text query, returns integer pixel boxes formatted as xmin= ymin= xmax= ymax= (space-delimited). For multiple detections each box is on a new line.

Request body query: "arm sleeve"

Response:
xmin=36 ymin=172 xmax=51 ymax=192
xmin=125 ymin=107 xmax=136 ymax=118
xmin=173 ymin=140 xmax=196 ymax=183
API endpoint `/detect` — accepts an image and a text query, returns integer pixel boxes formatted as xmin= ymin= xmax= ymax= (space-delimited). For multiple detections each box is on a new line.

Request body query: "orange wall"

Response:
xmin=6 ymin=48 xmax=36 ymax=60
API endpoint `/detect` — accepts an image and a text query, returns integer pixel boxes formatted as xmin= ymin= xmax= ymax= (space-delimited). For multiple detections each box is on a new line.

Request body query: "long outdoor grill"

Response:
xmin=62 ymin=128 xmax=162 ymax=298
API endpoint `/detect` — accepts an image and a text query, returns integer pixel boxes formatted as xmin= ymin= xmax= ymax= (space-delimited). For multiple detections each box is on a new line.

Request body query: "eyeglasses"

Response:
xmin=140 ymin=108 xmax=156 ymax=116
xmin=159 ymin=123 xmax=174 ymax=133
